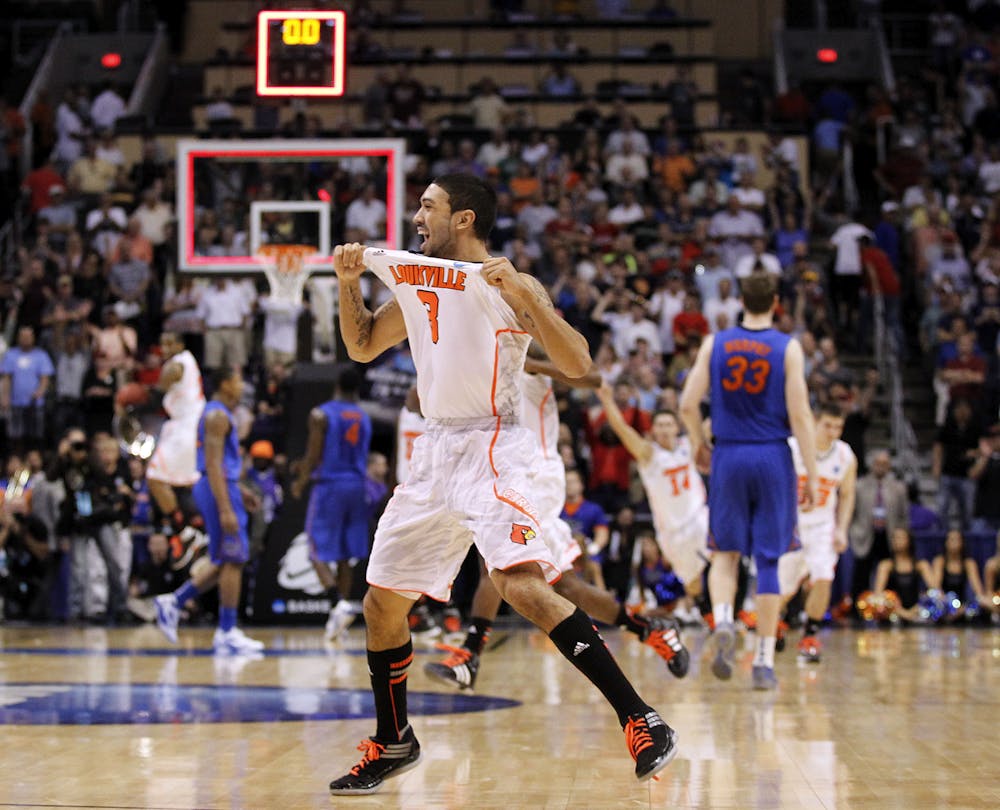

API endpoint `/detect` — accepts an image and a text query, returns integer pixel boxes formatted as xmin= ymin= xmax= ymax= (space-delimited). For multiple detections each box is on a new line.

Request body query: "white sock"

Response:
xmin=754 ymin=636 xmax=776 ymax=668
xmin=713 ymin=603 xmax=734 ymax=627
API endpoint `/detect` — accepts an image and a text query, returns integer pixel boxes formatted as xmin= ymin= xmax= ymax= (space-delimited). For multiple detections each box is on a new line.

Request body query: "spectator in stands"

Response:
xmin=469 ymin=78 xmax=510 ymax=131
xmin=345 ymin=183 xmax=388 ymax=241
xmin=0 ymin=326 xmax=53 ymax=451
xmin=659 ymin=67 xmax=696 ymax=130
xmin=37 ymin=185 xmax=77 ymax=252
xmin=828 ymin=214 xmax=869 ymax=336
xmin=201 ymin=86 xmax=234 ymax=124
xmin=41 ymin=275 xmax=92 ymax=350
xmin=734 ymin=235 xmax=781 ymax=279
xmin=860 ymin=233 xmax=903 ymax=355
xmin=671 ymin=292 xmax=709 ymax=351
xmin=196 ymin=278 xmax=252 ymax=374
xmin=387 ymin=64 xmax=424 ymax=127
xmin=95 ymin=129 xmax=125 ymax=169
xmin=730 ymin=171 xmax=766 ymax=215
xmin=709 ymin=195 xmax=764 ymax=272
xmin=54 ymin=88 xmax=85 ymax=171
xmin=586 ymin=378 xmax=650 ymax=511
xmin=933 ymin=398 xmax=983 ymax=530
xmin=974 ymin=281 xmax=1000 ymax=355
xmin=52 ymin=329 xmax=90 ymax=438
xmin=540 ymin=62 xmax=580 ymax=97
xmin=941 ymin=333 xmax=988 ymax=412
xmin=605 ymin=140 xmax=649 ymax=190
xmin=84 ymin=192 xmax=127 ymax=258
xmin=704 ymin=276 xmax=742 ymax=332
xmin=69 ymin=139 xmax=115 ymax=199
xmin=87 ymin=306 xmax=136 ymax=390
xmin=849 ymin=449 xmax=909 ymax=610
xmin=108 ymin=239 xmax=152 ymax=331
xmin=90 ymin=82 xmax=126 ymax=132
xmin=970 ymin=423 xmax=1000 ymax=534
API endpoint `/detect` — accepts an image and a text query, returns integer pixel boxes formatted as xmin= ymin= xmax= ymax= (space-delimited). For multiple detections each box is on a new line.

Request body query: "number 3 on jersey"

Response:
xmin=722 ymin=356 xmax=770 ymax=394
xmin=416 ymin=290 xmax=440 ymax=343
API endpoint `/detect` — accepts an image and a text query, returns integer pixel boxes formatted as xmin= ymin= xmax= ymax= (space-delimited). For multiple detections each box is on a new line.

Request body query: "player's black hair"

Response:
xmin=740 ymin=270 xmax=778 ymax=315
xmin=336 ymin=366 xmax=363 ymax=397
xmin=652 ymin=408 xmax=679 ymax=422
xmin=209 ymin=365 xmax=241 ymax=392
xmin=432 ymin=173 xmax=497 ymax=240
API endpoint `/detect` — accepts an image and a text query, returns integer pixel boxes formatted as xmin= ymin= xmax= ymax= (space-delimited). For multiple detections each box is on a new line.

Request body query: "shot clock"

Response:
xmin=256 ymin=10 xmax=347 ymax=97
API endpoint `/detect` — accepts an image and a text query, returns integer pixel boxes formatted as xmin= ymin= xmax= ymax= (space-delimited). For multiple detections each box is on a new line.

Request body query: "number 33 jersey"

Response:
xmin=637 ymin=436 xmax=707 ymax=532
xmin=709 ymin=325 xmax=790 ymax=443
xmin=365 ymin=248 xmax=530 ymax=421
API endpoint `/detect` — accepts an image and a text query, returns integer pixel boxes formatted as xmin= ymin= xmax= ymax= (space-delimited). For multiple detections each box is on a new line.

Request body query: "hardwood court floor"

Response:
xmin=1 ymin=621 xmax=998 ymax=810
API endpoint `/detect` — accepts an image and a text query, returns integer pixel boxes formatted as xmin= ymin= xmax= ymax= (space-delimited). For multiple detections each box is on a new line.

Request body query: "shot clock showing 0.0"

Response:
xmin=256 ymin=9 xmax=347 ymax=97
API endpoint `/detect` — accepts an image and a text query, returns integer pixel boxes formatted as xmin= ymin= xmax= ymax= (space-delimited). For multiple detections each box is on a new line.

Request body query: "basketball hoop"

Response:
xmin=257 ymin=244 xmax=316 ymax=306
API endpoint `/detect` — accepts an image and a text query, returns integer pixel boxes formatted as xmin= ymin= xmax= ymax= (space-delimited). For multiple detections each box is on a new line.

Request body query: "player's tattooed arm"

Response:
xmin=484 ymin=260 xmax=590 ymax=378
xmin=334 ymin=242 xmax=406 ymax=362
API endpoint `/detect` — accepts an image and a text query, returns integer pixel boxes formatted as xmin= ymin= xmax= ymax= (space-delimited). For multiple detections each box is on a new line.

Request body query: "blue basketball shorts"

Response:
xmin=193 ymin=477 xmax=250 ymax=565
xmin=306 ymin=476 xmax=370 ymax=563
xmin=708 ymin=441 xmax=799 ymax=565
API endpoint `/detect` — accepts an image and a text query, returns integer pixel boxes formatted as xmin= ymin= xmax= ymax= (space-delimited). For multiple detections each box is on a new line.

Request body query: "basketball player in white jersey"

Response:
xmin=595 ymin=381 xmax=711 ymax=605
xmin=425 ymin=345 xmax=689 ymax=691
xmin=327 ymin=174 xmax=677 ymax=796
xmin=146 ymin=332 xmax=206 ymax=530
xmin=777 ymin=401 xmax=856 ymax=662
xmin=394 ymin=385 xmax=425 ymax=487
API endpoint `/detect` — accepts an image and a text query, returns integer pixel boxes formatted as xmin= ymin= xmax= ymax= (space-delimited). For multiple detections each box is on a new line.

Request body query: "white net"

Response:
xmin=258 ymin=244 xmax=315 ymax=305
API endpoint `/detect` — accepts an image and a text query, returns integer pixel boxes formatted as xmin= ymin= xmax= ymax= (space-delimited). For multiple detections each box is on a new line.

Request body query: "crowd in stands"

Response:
xmin=1 ymin=0 xmax=999 ymax=627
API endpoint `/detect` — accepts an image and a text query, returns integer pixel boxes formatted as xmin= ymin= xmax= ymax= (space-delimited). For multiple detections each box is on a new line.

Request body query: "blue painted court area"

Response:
xmin=0 ymin=682 xmax=520 ymax=725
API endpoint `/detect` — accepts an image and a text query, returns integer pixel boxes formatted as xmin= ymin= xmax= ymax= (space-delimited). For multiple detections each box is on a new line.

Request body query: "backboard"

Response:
xmin=175 ymin=138 xmax=406 ymax=274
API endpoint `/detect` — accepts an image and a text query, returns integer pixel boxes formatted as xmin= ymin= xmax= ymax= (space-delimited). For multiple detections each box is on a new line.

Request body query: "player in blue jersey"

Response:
xmin=679 ymin=271 xmax=817 ymax=690
xmin=291 ymin=367 xmax=373 ymax=641
xmin=154 ymin=366 xmax=264 ymax=655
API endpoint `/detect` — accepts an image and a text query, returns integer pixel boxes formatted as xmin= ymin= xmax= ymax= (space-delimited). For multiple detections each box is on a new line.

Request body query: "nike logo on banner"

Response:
xmin=573 ymin=642 xmax=590 ymax=656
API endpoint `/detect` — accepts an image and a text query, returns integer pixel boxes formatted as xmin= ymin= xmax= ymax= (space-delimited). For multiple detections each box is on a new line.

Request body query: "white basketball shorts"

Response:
xmin=656 ymin=504 xmax=710 ymax=585
xmin=366 ymin=419 xmax=559 ymax=602
xmin=531 ymin=456 xmax=581 ymax=573
xmin=778 ymin=520 xmax=838 ymax=595
xmin=146 ymin=418 xmax=201 ymax=487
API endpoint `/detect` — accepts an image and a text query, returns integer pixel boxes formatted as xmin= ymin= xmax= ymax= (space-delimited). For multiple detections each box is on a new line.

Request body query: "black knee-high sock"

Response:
xmin=549 ymin=608 xmax=649 ymax=727
xmin=368 ymin=641 xmax=413 ymax=742
xmin=462 ymin=616 xmax=493 ymax=655
xmin=615 ymin=604 xmax=647 ymax=638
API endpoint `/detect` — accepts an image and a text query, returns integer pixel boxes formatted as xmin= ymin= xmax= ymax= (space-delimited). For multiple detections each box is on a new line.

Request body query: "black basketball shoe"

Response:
xmin=423 ymin=644 xmax=479 ymax=690
xmin=638 ymin=616 xmax=690 ymax=679
xmin=329 ymin=725 xmax=422 ymax=795
xmin=625 ymin=710 xmax=679 ymax=781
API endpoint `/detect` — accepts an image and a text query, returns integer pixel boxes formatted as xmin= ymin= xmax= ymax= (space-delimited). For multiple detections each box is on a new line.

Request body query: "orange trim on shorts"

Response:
xmin=487 ymin=327 xmax=534 ymax=521
xmin=538 ymin=385 xmax=553 ymax=460
xmin=494 ymin=558 xmax=563 ymax=586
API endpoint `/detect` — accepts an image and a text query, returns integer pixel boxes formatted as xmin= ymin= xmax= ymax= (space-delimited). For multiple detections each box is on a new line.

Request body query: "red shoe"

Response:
xmin=738 ymin=609 xmax=757 ymax=631
xmin=797 ymin=635 xmax=822 ymax=663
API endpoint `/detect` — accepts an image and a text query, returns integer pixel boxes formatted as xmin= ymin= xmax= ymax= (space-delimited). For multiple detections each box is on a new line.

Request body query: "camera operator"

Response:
xmin=0 ymin=502 xmax=55 ymax=620
xmin=57 ymin=430 xmax=132 ymax=623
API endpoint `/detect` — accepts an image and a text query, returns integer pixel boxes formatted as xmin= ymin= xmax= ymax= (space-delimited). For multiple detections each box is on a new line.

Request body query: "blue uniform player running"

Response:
xmin=291 ymin=367 xmax=373 ymax=640
xmin=154 ymin=366 xmax=264 ymax=655
xmin=680 ymin=271 xmax=817 ymax=690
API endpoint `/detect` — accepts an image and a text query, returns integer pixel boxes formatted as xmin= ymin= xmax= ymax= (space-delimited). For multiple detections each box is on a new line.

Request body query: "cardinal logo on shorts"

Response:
xmin=510 ymin=523 xmax=536 ymax=545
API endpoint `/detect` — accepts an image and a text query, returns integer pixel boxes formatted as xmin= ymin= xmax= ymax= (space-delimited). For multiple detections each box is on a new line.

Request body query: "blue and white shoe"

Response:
xmin=154 ymin=594 xmax=180 ymax=644
xmin=752 ymin=664 xmax=778 ymax=691
xmin=711 ymin=621 xmax=736 ymax=681
xmin=213 ymin=627 xmax=266 ymax=655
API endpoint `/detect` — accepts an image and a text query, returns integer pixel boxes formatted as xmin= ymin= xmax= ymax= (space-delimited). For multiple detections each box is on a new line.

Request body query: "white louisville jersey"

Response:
xmin=790 ymin=437 xmax=855 ymax=529
xmin=162 ymin=349 xmax=205 ymax=421
xmin=365 ymin=248 xmax=530 ymax=420
xmin=395 ymin=405 xmax=426 ymax=485
xmin=521 ymin=372 xmax=558 ymax=461
xmin=637 ymin=436 xmax=707 ymax=532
